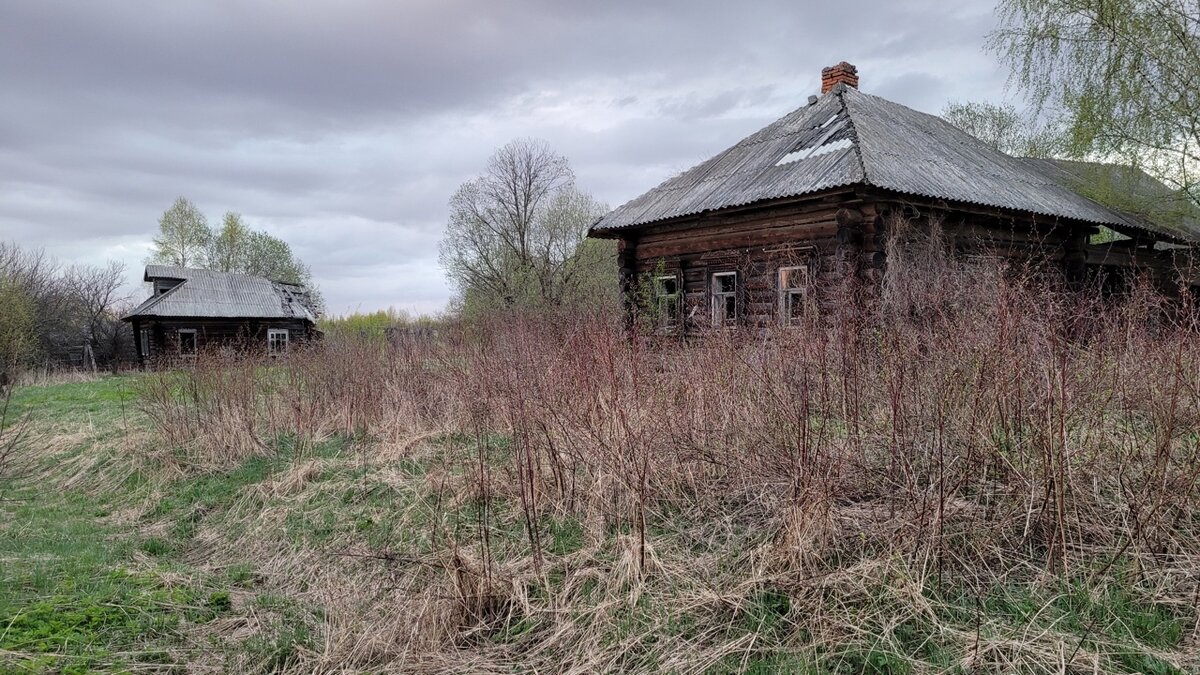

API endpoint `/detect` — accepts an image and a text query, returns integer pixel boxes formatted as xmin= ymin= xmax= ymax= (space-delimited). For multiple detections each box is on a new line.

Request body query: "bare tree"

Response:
xmin=0 ymin=243 xmax=74 ymax=371
xmin=439 ymin=139 xmax=613 ymax=316
xmin=64 ymin=261 xmax=130 ymax=372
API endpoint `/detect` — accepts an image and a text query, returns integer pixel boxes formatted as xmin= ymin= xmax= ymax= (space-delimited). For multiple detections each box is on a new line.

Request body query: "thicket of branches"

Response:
xmin=439 ymin=139 xmax=616 ymax=319
xmin=136 ymin=220 xmax=1200 ymax=671
xmin=0 ymin=242 xmax=132 ymax=378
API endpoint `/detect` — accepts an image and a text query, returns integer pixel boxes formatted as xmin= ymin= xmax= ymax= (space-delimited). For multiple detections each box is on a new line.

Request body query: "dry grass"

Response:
xmin=116 ymin=226 xmax=1200 ymax=672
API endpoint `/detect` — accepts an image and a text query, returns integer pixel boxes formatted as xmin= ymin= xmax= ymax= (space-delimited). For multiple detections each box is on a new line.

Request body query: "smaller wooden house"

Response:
xmin=123 ymin=266 xmax=318 ymax=366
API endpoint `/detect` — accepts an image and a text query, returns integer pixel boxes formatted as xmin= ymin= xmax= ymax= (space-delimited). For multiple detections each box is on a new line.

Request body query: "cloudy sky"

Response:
xmin=1 ymin=0 xmax=1012 ymax=316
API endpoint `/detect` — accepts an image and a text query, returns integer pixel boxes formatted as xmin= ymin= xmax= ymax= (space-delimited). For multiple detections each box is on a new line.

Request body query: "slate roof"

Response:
xmin=592 ymin=84 xmax=1200 ymax=243
xmin=1021 ymin=158 xmax=1200 ymax=242
xmin=123 ymin=266 xmax=317 ymax=322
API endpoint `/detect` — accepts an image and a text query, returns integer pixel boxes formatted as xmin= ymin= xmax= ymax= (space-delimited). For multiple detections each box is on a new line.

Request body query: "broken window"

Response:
xmin=178 ymin=329 xmax=197 ymax=356
xmin=654 ymin=275 xmax=681 ymax=331
xmin=140 ymin=328 xmax=151 ymax=358
xmin=778 ymin=266 xmax=809 ymax=325
xmin=268 ymin=329 xmax=289 ymax=356
xmin=711 ymin=272 xmax=737 ymax=327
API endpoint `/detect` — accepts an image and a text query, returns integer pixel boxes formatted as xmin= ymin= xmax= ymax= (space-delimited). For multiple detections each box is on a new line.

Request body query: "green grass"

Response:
xmin=0 ymin=376 xmax=322 ymax=672
xmin=7 ymin=375 xmax=139 ymax=424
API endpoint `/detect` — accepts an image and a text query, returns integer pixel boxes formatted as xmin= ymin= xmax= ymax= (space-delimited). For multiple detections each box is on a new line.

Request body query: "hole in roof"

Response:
xmin=776 ymin=111 xmax=853 ymax=166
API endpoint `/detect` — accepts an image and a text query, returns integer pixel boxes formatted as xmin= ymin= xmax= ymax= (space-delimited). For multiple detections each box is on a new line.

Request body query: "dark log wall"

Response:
xmin=620 ymin=191 xmax=872 ymax=332
xmin=616 ymin=189 xmax=1197 ymax=334
xmin=133 ymin=318 xmax=316 ymax=367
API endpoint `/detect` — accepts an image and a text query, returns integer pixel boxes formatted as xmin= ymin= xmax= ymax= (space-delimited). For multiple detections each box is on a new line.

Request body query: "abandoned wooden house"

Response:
xmin=588 ymin=61 xmax=1200 ymax=332
xmin=123 ymin=265 xmax=318 ymax=366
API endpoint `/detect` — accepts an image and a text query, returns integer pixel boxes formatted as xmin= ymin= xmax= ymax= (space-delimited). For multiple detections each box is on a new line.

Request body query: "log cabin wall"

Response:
xmin=134 ymin=318 xmax=315 ymax=367
xmin=620 ymin=190 xmax=873 ymax=333
xmin=617 ymin=190 xmax=1197 ymax=334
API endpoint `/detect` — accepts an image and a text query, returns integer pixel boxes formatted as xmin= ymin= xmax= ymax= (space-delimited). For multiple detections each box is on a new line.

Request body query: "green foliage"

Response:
xmin=148 ymin=199 xmax=324 ymax=315
xmin=208 ymin=211 xmax=252 ymax=273
xmin=0 ymin=272 xmax=36 ymax=371
xmin=150 ymin=196 xmax=211 ymax=268
xmin=941 ymin=100 xmax=1062 ymax=157
xmin=318 ymin=307 xmax=439 ymax=341
xmin=547 ymin=517 xmax=585 ymax=555
xmin=990 ymin=0 xmax=1200 ymax=206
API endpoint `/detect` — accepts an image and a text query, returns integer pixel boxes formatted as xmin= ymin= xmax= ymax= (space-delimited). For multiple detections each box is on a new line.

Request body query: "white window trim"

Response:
xmin=711 ymin=271 xmax=738 ymax=328
xmin=267 ymin=328 xmax=289 ymax=356
xmin=654 ymin=274 xmax=681 ymax=331
xmin=178 ymin=328 xmax=197 ymax=357
xmin=778 ymin=265 xmax=810 ymax=326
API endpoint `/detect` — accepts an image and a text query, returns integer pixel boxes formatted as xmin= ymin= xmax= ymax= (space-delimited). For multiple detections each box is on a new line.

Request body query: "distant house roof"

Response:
xmin=123 ymin=266 xmax=317 ymax=322
xmin=591 ymin=84 xmax=1200 ymax=243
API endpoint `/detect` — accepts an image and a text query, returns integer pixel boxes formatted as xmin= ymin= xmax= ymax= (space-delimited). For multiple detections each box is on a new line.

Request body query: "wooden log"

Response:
xmin=836 ymin=226 xmax=863 ymax=245
xmin=835 ymin=208 xmax=864 ymax=228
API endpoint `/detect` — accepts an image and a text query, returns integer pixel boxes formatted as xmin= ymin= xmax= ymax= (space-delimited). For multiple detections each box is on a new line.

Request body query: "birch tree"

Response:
xmin=150 ymin=197 xmax=210 ymax=267
xmin=990 ymin=0 xmax=1200 ymax=204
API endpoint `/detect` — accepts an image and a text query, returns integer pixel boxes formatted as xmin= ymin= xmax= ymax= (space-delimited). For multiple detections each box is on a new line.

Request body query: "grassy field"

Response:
xmin=1 ymin=377 xmax=331 ymax=672
xmin=0 ymin=366 xmax=1196 ymax=673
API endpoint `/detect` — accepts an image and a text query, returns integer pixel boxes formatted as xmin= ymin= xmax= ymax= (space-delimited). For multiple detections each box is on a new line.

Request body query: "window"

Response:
xmin=178 ymin=329 xmax=197 ymax=356
xmin=268 ymin=329 xmax=289 ymax=356
xmin=139 ymin=328 xmax=151 ymax=358
xmin=778 ymin=266 xmax=809 ymax=325
xmin=711 ymin=272 xmax=737 ymax=327
xmin=653 ymin=275 xmax=681 ymax=331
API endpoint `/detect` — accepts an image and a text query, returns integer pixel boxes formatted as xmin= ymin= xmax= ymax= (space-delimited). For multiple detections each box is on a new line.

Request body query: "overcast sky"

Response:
xmin=1 ymin=0 xmax=1011 ymax=316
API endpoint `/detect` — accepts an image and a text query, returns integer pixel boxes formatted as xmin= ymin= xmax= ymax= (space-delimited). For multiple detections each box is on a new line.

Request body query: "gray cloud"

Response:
xmin=0 ymin=0 xmax=1007 ymax=315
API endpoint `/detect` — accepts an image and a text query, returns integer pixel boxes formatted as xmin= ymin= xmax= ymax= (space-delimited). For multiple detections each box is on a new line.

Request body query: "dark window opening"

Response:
xmin=178 ymin=329 xmax=197 ymax=356
xmin=779 ymin=266 xmax=809 ymax=325
xmin=711 ymin=272 xmax=737 ymax=327
xmin=654 ymin=275 xmax=680 ymax=331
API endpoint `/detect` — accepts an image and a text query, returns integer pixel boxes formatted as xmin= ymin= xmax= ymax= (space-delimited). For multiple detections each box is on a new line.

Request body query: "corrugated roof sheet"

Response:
xmin=592 ymin=84 xmax=1200 ymax=243
xmin=1021 ymin=158 xmax=1200 ymax=242
xmin=123 ymin=266 xmax=317 ymax=321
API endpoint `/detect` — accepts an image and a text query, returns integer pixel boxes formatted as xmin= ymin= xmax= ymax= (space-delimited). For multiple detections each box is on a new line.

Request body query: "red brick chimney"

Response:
xmin=821 ymin=61 xmax=859 ymax=94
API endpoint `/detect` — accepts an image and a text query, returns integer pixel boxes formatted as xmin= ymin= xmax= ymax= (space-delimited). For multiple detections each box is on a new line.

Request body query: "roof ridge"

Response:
xmin=122 ymin=276 xmax=187 ymax=319
xmin=835 ymin=86 xmax=870 ymax=188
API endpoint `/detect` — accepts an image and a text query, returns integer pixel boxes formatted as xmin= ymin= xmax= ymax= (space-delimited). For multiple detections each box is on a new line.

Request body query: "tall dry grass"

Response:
xmin=137 ymin=224 xmax=1200 ymax=672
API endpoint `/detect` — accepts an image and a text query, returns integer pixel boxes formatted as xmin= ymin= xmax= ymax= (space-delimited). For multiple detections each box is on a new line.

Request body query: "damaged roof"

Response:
xmin=591 ymin=84 xmax=1200 ymax=243
xmin=123 ymin=266 xmax=318 ymax=322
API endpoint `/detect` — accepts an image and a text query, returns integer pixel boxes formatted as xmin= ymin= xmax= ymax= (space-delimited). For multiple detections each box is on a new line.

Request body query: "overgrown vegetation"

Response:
xmin=0 ymin=243 xmax=132 ymax=378
xmin=3 ymin=226 xmax=1199 ymax=672
xmin=317 ymin=307 xmax=442 ymax=343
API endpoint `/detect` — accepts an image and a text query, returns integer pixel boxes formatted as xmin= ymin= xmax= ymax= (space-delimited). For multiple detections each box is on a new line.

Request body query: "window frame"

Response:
xmin=267 ymin=328 xmax=289 ymax=356
xmin=653 ymin=274 xmax=682 ymax=332
xmin=778 ymin=265 xmax=810 ymax=326
xmin=177 ymin=328 xmax=197 ymax=357
xmin=710 ymin=271 xmax=738 ymax=328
